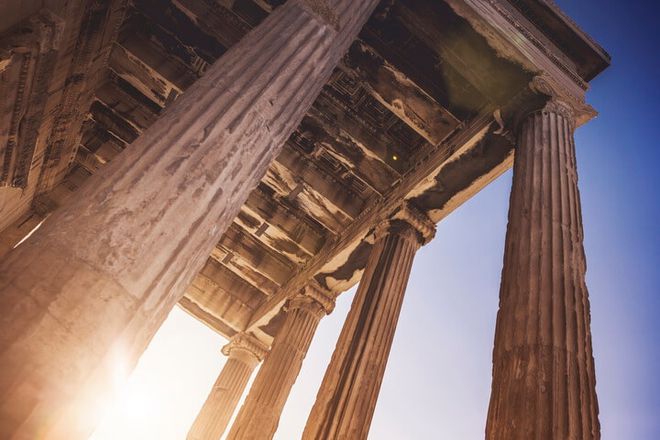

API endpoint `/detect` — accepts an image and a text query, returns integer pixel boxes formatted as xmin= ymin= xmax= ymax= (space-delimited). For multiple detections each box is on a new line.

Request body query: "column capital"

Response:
xmin=295 ymin=0 xmax=340 ymax=30
xmin=287 ymin=281 xmax=336 ymax=317
xmin=376 ymin=202 xmax=436 ymax=246
xmin=524 ymin=75 xmax=596 ymax=127
xmin=222 ymin=333 xmax=269 ymax=362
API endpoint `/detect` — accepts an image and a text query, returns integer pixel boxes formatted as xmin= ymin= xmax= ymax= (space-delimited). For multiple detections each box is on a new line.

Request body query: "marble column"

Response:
xmin=187 ymin=333 xmax=268 ymax=440
xmin=486 ymin=87 xmax=600 ymax=438
xmin=302 ymin=205 xmax=435 ymax=440
xmin=0 ymin=1 xmax=380 ymax=438
xmin=226 ymin=282 xmax=335 ymax=440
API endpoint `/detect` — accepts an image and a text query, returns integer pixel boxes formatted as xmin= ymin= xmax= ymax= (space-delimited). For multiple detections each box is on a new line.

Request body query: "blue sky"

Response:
xmin=91 ymin=1 xmax=660 ymax=438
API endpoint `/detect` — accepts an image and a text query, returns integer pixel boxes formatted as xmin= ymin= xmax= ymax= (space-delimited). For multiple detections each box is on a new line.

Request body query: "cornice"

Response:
xmin=0 ymin=10 xmax=63 ymax=188
xmin=484 ymin=0 xmax=588 ymax=91
xmin=444 ymin=0 xmax=590 ymax=101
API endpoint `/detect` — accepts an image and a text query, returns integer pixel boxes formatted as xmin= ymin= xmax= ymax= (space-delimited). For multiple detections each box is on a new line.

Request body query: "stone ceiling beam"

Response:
xmin=342 ymin=40 xmax=460 ymax=146
xmin=234 ymin=209 xmax=314 ymax=267
xmin=131 ymin=0 xmax=228 ymax=65
xmin=108 ymin=44 xmax=181 ymax=107
xmin=117 ymin=21 xmax=198 ymax=91
xmin=183 ymin=278 xmax=255 ymax=336
xmin=88 ymin=100 xmax=140 ymax=144
xmin=243 ymin=186 xmax=328 ymax=256
xmin=299 ymin=114 xmax=398 ymax=195
xmin=276 ymin=141 xmax=370 ymax=219
xmin=210 ymin=246 xmax=282 ymax=298
xmin=217 ymin=223 xmax=297 ymax=287
xmin=246 ymin=110 xmax=500 ymax=330
xmin=201 ymin=259 xmax=268 ymax=304
xmin=311 ymin=92 xmax=408 ymax=174
xmin=262 ymin=163 xmax=353 ymax=235
xmin=95 ymin=78 xmax=162 ymax=132
xmin=76 ymin=120 xmax=126 ymax=172
xmin=179 ymin=291 xmax=247 ymax=338
xmin=180 ymin=258 xmax=270 ymax=338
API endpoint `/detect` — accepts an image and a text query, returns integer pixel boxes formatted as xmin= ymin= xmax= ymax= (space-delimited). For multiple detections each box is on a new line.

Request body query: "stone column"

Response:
xmin=187 ymin=333 xmax=268 ymax=440
xmin=226 ymin=283 xmax=335 ymax=440
xmin=0 ymin=1 xmax=380 ymax=438
xmin=302 ymin=205 xmax=435 ymax=440
xmin=486 ymin=81 xmax=600 ymax=439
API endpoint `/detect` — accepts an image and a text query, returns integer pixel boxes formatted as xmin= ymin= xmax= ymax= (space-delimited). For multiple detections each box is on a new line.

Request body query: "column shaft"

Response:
xmin=226 ymin=290 xmax=331 ymax=440
xmin=187 ymin=335 xmax=266 ymax=440
xmin=303 ymin=213 xmax=432 ymax=440
xmin=188 ymin=357 xmax=255 ymax=440
xmin=486 ymin=102 xmax=599 ymax=439
xmin=0 ymin=1 xmax=379 ymax=438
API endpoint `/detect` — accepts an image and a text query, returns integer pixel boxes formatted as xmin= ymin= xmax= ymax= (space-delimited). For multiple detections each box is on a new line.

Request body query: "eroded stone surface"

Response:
xmin=0 ymin=1 xmax=610 ymax=439
xmin=486 ymin=97 xmax=600 ymax=439
xmin=0 ymin=1 xmax=379 ymax=437
xmin=302 ymin=206 xmax=434 ymax=440
xmin=226 ymin=283 xmax=335 ymax=440
xmin=187 ymin=333 xmax=267 ymax=440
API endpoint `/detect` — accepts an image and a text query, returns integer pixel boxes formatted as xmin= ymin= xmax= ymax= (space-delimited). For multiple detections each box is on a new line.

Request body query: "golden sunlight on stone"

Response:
xmin=90 ymin=308 xmax=224 ymax=440
xmin=0 ymin=1 xmax=610 ymax=438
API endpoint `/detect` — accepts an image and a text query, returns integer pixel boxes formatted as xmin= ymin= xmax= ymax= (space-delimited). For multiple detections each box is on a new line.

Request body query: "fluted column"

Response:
xmin=486 ymin=82 xmax=599 ymax=439
xmin=302 ymin=205 xmax=435 ymax=440
xmin=187 ymin=333 xmax=268 ymax=440
xmin=226 ymin=283 xmax=335 ymax=440
xmin=0 ymin=1 xmax=380 ymax=438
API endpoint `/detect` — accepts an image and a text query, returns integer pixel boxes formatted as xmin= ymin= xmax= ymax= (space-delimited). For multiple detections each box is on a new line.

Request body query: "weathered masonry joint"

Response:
xmin=0 ymin=0 xmax=609 ymax=438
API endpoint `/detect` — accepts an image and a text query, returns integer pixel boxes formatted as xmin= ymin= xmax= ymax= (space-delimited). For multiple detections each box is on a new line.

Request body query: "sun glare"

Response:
xmin=116 ymin=381 xmax=157 ymax=421
xmin=89 ymin=308 xmax=225 ymax=440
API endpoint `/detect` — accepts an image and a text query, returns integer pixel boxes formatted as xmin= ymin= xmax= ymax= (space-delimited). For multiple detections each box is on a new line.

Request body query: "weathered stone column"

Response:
xmin=226 ymin=283 xmax=335 ymax=440
xmin=0 ymin=1 xmax=380 ymax=438
xmin=187 ymin=333 xmax=268 ymax=440
xmin=486 ymin=81 xmax=600 ymax=439
xmin=302 ymin=205 xmax=435 ymax=440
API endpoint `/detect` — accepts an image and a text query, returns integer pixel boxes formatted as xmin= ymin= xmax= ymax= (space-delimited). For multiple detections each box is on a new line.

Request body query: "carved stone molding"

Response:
xmin=482 ymin=0 xmax=590 ymax=91
xmin=0 ymin=11 xmax=63 ymax=188
xmin=444 ymin=0 xmax=590 ymax=96
xmin=222 ymin=332 xmax=269 ymax=361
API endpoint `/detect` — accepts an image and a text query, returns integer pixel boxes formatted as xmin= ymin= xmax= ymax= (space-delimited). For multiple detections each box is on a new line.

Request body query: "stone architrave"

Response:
xmin=0 ymin=11 xmax=62 ymax=189
xmin=187 ymin=333 xmax=268 ymax=440
xmin=486 ymin=77 xmax=600 ymax=439
xmin=226 ymin=282 xmax=335 ymax=440
xmin=0 ymin=1 xmax=380 ymax=438
xmin=302 ymin=204 xmax=435 ymax=440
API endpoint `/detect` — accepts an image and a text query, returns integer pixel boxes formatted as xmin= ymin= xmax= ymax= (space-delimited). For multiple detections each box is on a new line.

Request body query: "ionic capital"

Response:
xmin=526 ymin=75 xmax=597 ymax=127
xmin=222 ymin=332 xmax=269 ymax=362
xmin=376 ymin=202 xmax=436 ymax=246
xmin=287 ymin=281 xmax=336 ymax=317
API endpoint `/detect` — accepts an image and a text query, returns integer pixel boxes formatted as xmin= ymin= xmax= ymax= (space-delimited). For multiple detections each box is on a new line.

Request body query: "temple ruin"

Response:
xmin=0 ymin=0 xmax=610 ymax=438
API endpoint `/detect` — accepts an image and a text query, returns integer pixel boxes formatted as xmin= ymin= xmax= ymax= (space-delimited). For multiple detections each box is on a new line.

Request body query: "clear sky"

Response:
xmin=90 ymin=1 xmax=660 ymax=439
